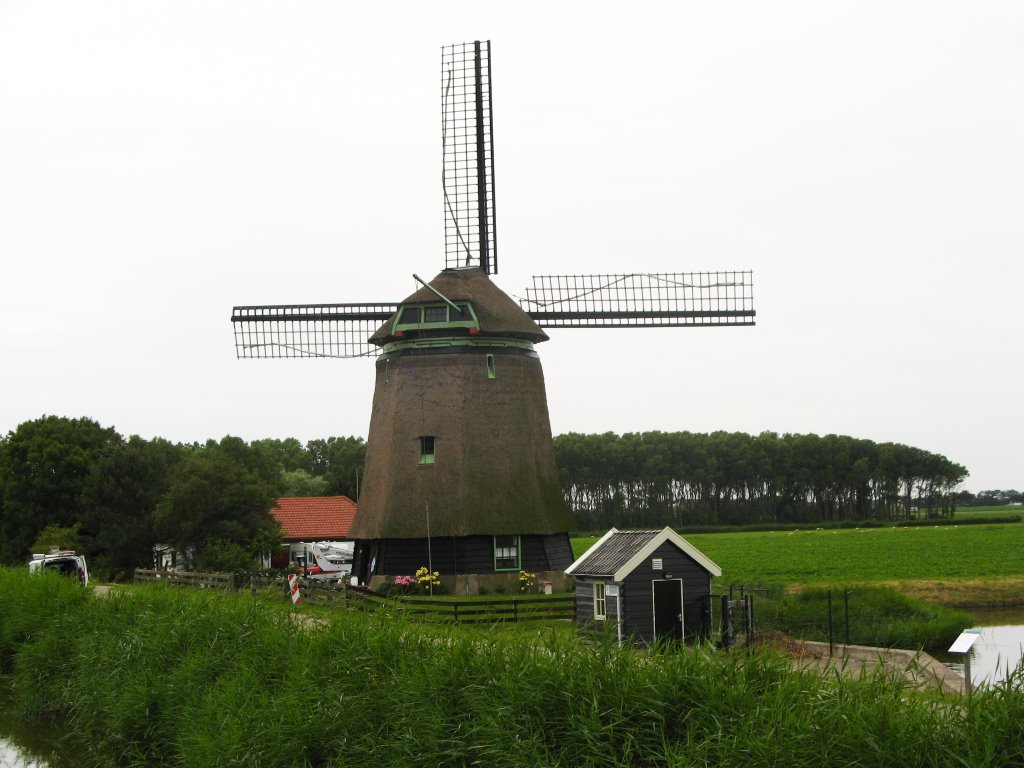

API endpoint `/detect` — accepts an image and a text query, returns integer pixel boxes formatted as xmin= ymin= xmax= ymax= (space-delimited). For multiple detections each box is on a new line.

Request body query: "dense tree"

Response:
xmin=78 ymin=435 xmax=186 ymax=576
xmin=0 ymin=416 xmax=122 ymax=563
xmin=967 ymin=489 xmax=1024 ymax=506
xmin=30 ymin=523 xmax=84 ymax=554
xmin=281 ymin=469 xmax=328 ymax=497
xmin=0 ymin=414 xmax=978 ymax=569
xmin=554 ymin=431 xmax=969 ymax=530
xmin=252 ymin=437 xmax=312 ymax=474
xmin=153 ymin=437 xmax=283 ymax=572
xmin=308 ymin=436 xmax=366 ymax=499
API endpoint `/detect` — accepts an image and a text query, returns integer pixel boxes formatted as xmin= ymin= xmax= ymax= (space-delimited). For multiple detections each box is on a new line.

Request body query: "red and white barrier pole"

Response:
xmin=288 ymin=574 xmax=302 ymax=605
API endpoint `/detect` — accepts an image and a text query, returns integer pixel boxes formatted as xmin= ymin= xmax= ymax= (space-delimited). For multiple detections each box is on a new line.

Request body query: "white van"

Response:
xmin=28 ymin=550 xmax=89 ymax=586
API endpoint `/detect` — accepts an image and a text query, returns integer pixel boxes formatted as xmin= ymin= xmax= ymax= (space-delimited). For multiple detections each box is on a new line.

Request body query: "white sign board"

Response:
xmin=948 ymin=628 xmax=982 ymax=654
xmin=605 ymin=584 xmax=619 ymax=597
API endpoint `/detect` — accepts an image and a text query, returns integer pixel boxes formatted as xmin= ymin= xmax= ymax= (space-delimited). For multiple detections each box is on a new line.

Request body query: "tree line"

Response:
xmin=0 ymin=416 xmax=365 ymax=575
xmin=964 ymin=489 xmax=1024 ymax=506
xmin=554 ymin=431 xmax=969 ymax=530
xmin=0 ymin=416 xmax=977 ymax=575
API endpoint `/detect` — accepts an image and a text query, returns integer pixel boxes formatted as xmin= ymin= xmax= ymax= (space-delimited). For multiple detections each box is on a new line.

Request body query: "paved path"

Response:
xmin=784 ymin=638 xmax=965 ymax=695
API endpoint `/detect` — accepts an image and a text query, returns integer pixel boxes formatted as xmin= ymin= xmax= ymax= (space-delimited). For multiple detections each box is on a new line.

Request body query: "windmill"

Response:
xmin=231 ymin=41 xmax=755 ymax=593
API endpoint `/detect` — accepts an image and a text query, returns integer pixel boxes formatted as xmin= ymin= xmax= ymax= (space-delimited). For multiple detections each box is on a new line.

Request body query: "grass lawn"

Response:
xmin=573 ymin=522 xmax=1024 ymax=606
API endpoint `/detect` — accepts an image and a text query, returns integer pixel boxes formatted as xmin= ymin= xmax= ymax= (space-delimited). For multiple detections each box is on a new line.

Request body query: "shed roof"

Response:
xmin=565 ymin=527 xmax=721 ymax=581
xmin=270 ymin=496 xmax=357 ymax=541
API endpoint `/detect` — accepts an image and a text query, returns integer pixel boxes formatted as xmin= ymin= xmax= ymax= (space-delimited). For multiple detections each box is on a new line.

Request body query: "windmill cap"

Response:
xmin=369 ymin=268 xmax=549 ymax=345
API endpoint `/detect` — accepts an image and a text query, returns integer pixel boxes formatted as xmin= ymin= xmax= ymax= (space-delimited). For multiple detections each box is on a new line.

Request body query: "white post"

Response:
xmin=616 ymin=587 xmax=623 ymax=647
xmin=948 ymin=629 xmax=981 ymax=697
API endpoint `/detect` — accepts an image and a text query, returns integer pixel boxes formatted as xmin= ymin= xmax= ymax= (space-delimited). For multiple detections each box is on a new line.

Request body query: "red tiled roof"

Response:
xmin=271 ymin=496 xmax=357 ymax=541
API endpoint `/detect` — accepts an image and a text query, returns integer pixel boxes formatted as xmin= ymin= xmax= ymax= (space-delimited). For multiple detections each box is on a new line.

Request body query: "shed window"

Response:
xmin=419 ymin=436 xmax=435 ymax=465
xmin=593 ymin=581 xmax=607 ymax=620
xmin=493 ymin=535 xmax=520 ymax=571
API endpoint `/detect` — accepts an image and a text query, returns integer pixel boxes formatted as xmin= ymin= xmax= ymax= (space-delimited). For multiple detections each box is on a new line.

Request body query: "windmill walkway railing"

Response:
xmin=346 ymin=585 xmax=574 ymax=624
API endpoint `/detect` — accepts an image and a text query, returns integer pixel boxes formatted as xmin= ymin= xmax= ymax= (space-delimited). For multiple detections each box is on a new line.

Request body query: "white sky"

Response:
xmin=0 ymin=1 xmax=1020 ymax=492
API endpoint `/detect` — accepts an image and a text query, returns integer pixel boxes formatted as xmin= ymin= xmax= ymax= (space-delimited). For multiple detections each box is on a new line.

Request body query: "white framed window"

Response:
xmin=593 ymin=581 xmax=607 ymax=620
xmin=493 ymin=535 xmax=520 ymax=571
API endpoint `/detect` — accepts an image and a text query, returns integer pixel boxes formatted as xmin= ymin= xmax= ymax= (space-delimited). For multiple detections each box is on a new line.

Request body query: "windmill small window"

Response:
xmin=398 ymin=306 xmax=422 ymax=325
xmin=493 ymin=535 xmax=520 ymax=571
xmin=393 ymin=301 xmax=479 ymax=335
xmin=419 ymin=436 xmax=436 ymax=465
xmin=423 ymin=306 xmax=447 ymax=323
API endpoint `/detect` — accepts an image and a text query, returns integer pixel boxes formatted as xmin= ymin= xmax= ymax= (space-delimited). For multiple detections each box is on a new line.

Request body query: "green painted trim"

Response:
xmin=383 ymin=336 xmax=536 ymax=354
xmin=593 ymin=581 xmax=607 ymax=620
xmin=493 ymin=535 xmax=521 ymax=571
xmin=393 ymin=302 xmax=479 ymax=334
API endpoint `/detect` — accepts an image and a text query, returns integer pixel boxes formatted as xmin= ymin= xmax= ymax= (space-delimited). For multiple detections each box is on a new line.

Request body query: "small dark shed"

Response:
xmin=566 ymin=527 xmax=722 ymax=645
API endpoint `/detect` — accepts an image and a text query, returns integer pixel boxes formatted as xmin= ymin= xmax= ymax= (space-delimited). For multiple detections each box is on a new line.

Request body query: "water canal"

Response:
xmin=938 ymin=608 xmax=1024 ymax=687
xmin=0 ymin=693 xmax=95 ymax=768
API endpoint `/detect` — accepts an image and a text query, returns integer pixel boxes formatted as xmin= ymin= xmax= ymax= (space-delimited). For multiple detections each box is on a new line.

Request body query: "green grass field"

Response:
xmin=573 ymin=522 xmax=1024 ymax=590
xmin=955 ymin=504 xmax=1024 ymax=521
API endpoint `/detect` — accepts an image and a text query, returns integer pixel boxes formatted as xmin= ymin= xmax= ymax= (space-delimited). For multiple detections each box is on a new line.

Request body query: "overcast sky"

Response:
xmin=1 ymin=2 xmax=1020 ymax=492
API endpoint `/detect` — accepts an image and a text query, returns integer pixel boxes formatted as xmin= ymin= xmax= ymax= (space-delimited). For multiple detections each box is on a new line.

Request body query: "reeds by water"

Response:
xmin=754 ymin=584 xmax=973 ymax=651
xmin=1 ymin=569 xmax=1022 ymax=767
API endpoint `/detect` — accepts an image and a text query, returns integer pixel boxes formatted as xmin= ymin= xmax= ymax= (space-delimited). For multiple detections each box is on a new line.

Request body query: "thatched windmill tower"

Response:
xmin=353 ymin=267 xmax=574 ymax=591
xmin=231 ymin=41 xmax=755 ymax=593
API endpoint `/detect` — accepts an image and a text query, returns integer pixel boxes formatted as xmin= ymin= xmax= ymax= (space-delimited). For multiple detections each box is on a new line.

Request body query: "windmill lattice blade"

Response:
xmin=231 ymin=303 xmax=397 ymax=358
xmin=519 ymin=272 xmax=755 ymax=328
xmin=442 ymin=40 xmax=497 ymax=274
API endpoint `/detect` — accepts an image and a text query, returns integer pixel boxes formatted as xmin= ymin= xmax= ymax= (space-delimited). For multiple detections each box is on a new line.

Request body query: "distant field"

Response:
xmin=572 ymin=522 xmax=1024 ymax=589
xmin=955 ymin=505 xmax=1024 ymax=521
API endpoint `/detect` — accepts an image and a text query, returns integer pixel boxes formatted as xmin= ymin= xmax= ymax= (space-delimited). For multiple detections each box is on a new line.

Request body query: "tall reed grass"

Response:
xmin=754 ymin=585 xmax=972 ymax=650
xmin=1 ymin=568 xmax=1022 ymax=767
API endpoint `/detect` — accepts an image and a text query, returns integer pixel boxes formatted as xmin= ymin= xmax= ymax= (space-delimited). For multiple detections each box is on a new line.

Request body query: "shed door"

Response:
xmin=652 ymin=579 xmax=684 ymax=641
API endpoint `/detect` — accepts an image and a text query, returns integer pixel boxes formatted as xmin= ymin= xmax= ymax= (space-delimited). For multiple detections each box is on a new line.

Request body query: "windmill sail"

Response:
xmin=442 ymin=40 xmax=497 ymax=275
xmin=231 ymin=303 xmax=396 ymax=358
xmin=519 ymin=272 xmax=755 ymax=327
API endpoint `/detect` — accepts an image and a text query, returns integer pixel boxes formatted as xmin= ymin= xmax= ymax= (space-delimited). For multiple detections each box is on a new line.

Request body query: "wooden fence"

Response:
xmin=133 ymin=568 xmax=234 ymax=590
xmin=248 ymin=574 xmax=346 ymax=606
xmin=346 ymin=585 xmax=574 ymax=624
xmin=131 ymin=571 xmax=573 ymax=623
